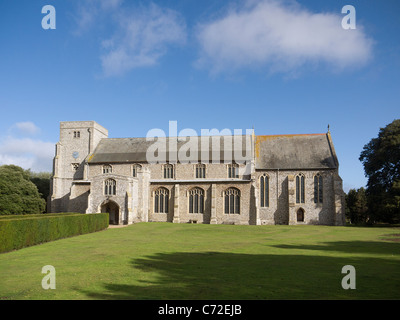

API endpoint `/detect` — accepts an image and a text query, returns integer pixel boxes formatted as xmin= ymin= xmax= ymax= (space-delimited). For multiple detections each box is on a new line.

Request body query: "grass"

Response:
xmin=0 ymin=223 xmax=399 ymax=300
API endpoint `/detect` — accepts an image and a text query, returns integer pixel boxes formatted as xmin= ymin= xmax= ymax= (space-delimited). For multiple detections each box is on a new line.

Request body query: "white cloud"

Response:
xmin=75 ymin=0 xmax=186 ymax=76
xmin=73 ymin=0 xmax=124 ymax=34
xmin=0 ymin=124 xmax=54 ymax=172
xmin=99 ymin=3 xmax=186 ymax=77
xmin=14 ymin=121 xmax=40 ymax=135
xmin=195 ymin=0 xmax=374 ymax=75
xmin=73 ymin=1 xmax=186 ymax=76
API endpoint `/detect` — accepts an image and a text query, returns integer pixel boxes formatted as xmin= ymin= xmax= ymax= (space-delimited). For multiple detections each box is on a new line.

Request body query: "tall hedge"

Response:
xmin=0 ymin=213 xmax=109 ymax=253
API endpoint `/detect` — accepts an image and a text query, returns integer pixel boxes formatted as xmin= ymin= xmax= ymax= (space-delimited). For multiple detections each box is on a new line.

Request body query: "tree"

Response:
xmin=28 ymin=171 xmax=51 ymax=201
xmin=345 ymin=188 xmax=368 ymax=224
xmin=359 ymin=119 xmax=400 ymax=223
xmin=0 ymin=165 xmax=46 ymax=215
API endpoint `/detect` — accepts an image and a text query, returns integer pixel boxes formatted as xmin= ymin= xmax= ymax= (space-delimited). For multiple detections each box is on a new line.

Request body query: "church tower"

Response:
xmin=49 ymin=121 xmax=108 ymax=212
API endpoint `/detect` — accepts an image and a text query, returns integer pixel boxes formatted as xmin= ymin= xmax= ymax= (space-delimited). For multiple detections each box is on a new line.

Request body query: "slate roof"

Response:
xmin=88 ymin=135 xmax=253 ymax=164
xmin=255 ymin=133 xmax=338 ymax=169
xmin=88 ymin=133 xmax=338 ymax=170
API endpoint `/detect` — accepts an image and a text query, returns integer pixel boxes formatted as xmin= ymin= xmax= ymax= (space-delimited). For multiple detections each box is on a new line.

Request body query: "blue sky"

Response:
xmin=0 ymin=0 xmax=399 ymax=192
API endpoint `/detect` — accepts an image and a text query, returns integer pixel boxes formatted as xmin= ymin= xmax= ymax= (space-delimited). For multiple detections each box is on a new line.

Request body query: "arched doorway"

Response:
xmin=297 ymin=208 xmax=305 ymax=222
xmin=101 ymin=200 xmax=120 ymax=225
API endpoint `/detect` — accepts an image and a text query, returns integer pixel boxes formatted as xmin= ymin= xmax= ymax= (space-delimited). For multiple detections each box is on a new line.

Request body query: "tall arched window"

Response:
xmin=224 ymin=188 xmax=240 ymax=214
xmin=314 ymin=174 xmax=323 ymax=203
xmin=154 ymin=188 xmax=169 ymax=213
xmin=260 ymin=175 xmax=269 ymax=207
xmin=296 ymin=173 xmax=305 ymax=204
xmin=189 ymin=188 xmax=204 ymax=213
xmin=103 ymin=165 xmax=112 ymax=174
xmin=104 ymin=179 xmax=116 ymax=196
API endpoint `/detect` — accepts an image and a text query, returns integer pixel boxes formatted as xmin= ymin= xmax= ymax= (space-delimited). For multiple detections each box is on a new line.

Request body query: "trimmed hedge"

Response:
xmin=0 ymin=213 xmax=109 ymax=253
xmin=0 ymin=212 xmax=81 ymax=220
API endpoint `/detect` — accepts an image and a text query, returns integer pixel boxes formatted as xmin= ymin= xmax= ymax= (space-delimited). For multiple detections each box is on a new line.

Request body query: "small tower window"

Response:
xmin=73 ymin=131 xmax=80 ymax=138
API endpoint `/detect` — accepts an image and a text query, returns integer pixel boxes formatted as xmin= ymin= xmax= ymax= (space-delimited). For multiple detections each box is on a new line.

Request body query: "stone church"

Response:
xmin=49 ymin=121 xmax=345 ymax=226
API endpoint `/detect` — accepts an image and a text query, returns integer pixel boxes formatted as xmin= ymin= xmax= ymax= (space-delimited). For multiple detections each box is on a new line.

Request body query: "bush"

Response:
xmin=0 ymin=165 xmax=46 ymax=215
xmin=0 ymin=213 xmax=109 ymax=253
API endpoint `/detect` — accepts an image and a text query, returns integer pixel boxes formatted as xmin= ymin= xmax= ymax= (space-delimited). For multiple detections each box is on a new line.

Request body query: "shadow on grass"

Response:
xmin=78 ymin=242 xmax=400 ymax=300
xmin=272 ymin=240 xmax=400 ymax=255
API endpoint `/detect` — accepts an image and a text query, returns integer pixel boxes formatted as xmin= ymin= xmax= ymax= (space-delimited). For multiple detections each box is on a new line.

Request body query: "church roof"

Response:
xmin=88 ymin=135 xmax=253 ymax=164
xmin=255 ymin=133 xmax=338 ymax=169
xmin=88 ymin=133 xmax=338 ymax=170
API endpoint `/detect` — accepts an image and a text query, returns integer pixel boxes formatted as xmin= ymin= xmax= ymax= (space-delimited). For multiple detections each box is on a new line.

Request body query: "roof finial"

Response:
xmin=327 ymin=124 xmax=330 ymax=133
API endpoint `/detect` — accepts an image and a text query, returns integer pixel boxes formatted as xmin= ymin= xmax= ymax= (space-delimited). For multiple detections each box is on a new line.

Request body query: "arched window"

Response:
xmin=314 ymin=174 xmax=323 ymax=203
xmin=164 ymin=164 xmax=174 ymax=179
xmin=103 ymin=165 xmax=112 ymax=174
xmin=154 ymin=188 xmax=169 ymax=213
xmin=296 ymin=173 xmax=305 ymax=204
xmin=195 ymin=164 xmax=206 ymax=178
xmin=224 ymin=188 xmax=240 ymax=214
xmin=104 ymin=179 xmax=116 ymax=196
xmin=297 ymin=208 xmax=304 ymax=222
xmin=260 ymin=175 xmax=269 ymax=207
xmin=189 ymin=188 xmax=204 ymax=213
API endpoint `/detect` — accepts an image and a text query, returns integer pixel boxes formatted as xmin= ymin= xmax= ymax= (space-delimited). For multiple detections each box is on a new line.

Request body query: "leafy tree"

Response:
xmin=359 ymin=119 xmax=400 ymax=223
xmin=28 ymin=170 xmax=51 ymax=201
xmin=0 ymin=165 xmax=46 ymax=215
xmin=345 ymin=187 xmax=368 ymax=224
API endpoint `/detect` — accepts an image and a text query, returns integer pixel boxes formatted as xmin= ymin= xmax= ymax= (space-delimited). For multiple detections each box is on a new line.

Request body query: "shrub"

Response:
xmin=0 ymin=213 xmax=109 ymax=253
xmin=0 ymin=165 xmax=46 ymax=215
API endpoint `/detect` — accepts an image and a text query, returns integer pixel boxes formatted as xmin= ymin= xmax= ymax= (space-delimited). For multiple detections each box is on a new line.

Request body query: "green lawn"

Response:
xmin=0 ymin=223 xmax=399 ymax=300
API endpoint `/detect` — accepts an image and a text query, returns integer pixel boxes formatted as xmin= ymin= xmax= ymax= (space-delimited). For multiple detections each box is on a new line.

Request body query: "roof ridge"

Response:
xmin=102 ymin=135 xmax=253 ymax=140
xmin=256 ymin=133 xmax=326 ymax=138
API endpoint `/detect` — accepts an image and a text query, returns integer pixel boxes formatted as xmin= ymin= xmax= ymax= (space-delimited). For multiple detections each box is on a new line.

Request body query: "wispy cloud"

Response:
xmin=100 ymin=3 xmax=186 ymax=77
xmin=0 ymin=123 xmax=54 ymax=172
xmin=195 ymin=0 xmax=374 ymax=75
xmin=73 ymin=1 xmax=186 ymax=77
xmin=72 ymin=0 xmax=124 ymax=35
xmin=13 ymin=121 xmax=40 ymax=135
